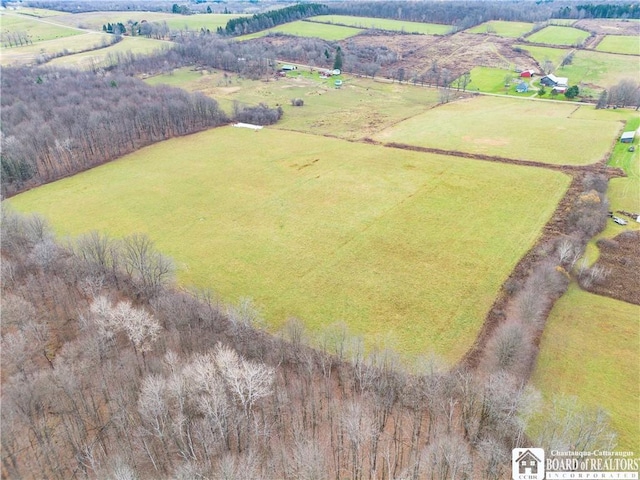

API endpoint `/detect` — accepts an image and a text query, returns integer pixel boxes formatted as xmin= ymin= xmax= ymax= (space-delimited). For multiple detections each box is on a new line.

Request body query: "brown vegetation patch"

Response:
xmin=574 ymin=19 xmax=640 ymax=36
xmin=583 ymin=230 xmax=640 ymax=305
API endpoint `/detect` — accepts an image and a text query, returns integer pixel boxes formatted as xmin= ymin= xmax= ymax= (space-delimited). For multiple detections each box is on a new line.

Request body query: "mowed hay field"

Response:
xmin=47 ymin=36 xmax=171 ymax=68
xmin=526 ymin=25 xmax=590 ymax=46
xmin=595 ymin=35 xmax=640 ymax=55
xmin=0 ymin=12 xmax=84 ymax=45
xmin=467 ymin=20 xmax=534 ymax=38
xmin=309 ymin=15 xmax=451 ymax=35
xmin=532 ymin=285 xmax=640 ymax=451
xmin=374 ymin=96 xmax=623 ymax=165
xmin=10 ymin=127 xmax=569 ymax=361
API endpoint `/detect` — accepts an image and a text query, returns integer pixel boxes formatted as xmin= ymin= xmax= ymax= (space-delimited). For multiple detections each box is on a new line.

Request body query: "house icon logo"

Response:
xmin=512 ymin=448 xmax=545 ymax=480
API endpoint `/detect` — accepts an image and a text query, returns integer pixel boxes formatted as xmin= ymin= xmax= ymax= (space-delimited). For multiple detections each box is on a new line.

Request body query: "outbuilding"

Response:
xmin=520 ymin=70 xmax=535 ymax=78
xmin=621 ymin=131 xmax=636 ymax=143
xmin=515 ymin=82 xmax=529 ymax=93
xmin=281 ymin=65 xmax=297 ymax=71
xmin=540 ymin=74 xmax=568 ymax=87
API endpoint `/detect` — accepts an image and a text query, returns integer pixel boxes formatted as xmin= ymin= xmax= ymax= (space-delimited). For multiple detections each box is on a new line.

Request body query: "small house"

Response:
xmin=552 ymin=86 xmax=567 ymax=94
xmin=540 ymin=74 xmax=568 ymax=87
xmin=515 ymin=82 xmax=529 ymax=93
xmin=621 ymin=131 xmax=636 ymax=143
xmin=516 ymin=450 xmax=541 ymax=475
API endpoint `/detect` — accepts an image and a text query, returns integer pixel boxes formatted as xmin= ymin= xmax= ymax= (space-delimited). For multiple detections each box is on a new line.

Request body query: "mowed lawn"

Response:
xmin=595 ymin=35 xmax=640 ymax=55
xmin=0 ymin=12 xmax=84 ymax=45
xmin=532 ymin=285 xmax=640 ymax=451
xmin=527 ymin=25 xmax=590 ymax=46
xmin=463 ymin=66 xmax=534 ymax=95
xmin=9 ymin=128 xmax=569 ymax=361
xmin=309 ymin=15 xmax=451 ymax=35
xmin=373 ymin=96 xmax=622 ymax=165
xmin=238 ymin=20 xmax=362 ymax=41
xmin=467 ymin=20 xmax=534 ymax=38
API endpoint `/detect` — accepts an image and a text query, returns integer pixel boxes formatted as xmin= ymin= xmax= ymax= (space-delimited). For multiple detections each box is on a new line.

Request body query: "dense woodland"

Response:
xmin=1 ymin=203 xmax=616 ymax=479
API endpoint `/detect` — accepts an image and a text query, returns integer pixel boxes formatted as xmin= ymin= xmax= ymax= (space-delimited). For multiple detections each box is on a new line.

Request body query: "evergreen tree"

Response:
xmin=333 ymin=47 xmax=343 ymax=71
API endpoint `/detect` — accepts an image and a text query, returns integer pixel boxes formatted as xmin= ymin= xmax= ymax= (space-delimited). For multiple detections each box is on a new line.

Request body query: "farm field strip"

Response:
xmin=595 ymin=35 xmax=640 ymax=55
xmin=9 ymin=127 xmax=569 ymax=361
xmin=466 ymin=20 xmax=534 ymax=38
xmin=0 ymin=11 xmax=85 ymax=45
xmin=237 ymin=20 xmax=363 ymax=41
xmin=373 ymin=96 xmax=623 ymax=165
xmin=526 ymin=25 xmax=590 ymax=46
xmin=308 ymin=15 xmax=451 ymax=35
xmin=42 ymin=11 xmax=178 ymax=31
xmin=531 ymin=285 xmax=640 ymax=452
xmin=47 ymin=36 xmax=172 ymax=68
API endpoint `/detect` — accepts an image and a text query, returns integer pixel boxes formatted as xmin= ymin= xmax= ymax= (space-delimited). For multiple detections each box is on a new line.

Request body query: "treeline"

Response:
xmin=556 ymin=3 xmax=640 ymax=19
xmin=219 ymin=3 xmax=329 ymax=36
xmin=0 ymin=67 xmax=228 ymax=196
xmin=0 ymin=207 xmax=617 ymax=479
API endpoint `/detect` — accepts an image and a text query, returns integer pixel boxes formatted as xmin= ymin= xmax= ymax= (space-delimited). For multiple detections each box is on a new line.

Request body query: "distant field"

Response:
xmin=0 ymin=32 xmax=113 ymax=66
xmin=527 ymin=25 xmax=590 ymax=46
xmin=595 ymin=35 xmax=640 ymax=55
xmin=532 ymin=285 xmax=640 ymax=452
xmin=238 ymin=20 xmax=362 ymax=41
xmin=463 ymin=66 xmax=534 ymax=95
xmin=9 ymin=127 xmax=569 ymax=361
xmin=516 ymin=45 xmax=635 ymax=89
xmin=145 ymin=67 xmax=442 ymax=140
xmin=374 ymin=96 xmax=622 ymax=165
xmin=47 ymin=11 xmax=176 ymax=31
xmin=161 ymin=14 xmax=250 ymax=32
xmin=3 ymin=7 xmax=67 ymax=17
xmin=47 ymin=36 xmax=171 ymax=68
xmin=0 ymin=12 xmax=84 ymax=45
xmin=309 ymin=15 xmax=451 ymax=35
xmin=467 ymin=20 xmax=534 ymax=38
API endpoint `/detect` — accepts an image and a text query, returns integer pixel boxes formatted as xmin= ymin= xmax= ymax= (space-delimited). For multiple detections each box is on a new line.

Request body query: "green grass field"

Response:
xmin=515 ymin=44 xmax=635 ymax=90
xmin=595 ymin=35 xmax=640 ymax=55
xmin=161 ymin=14 xmax=250 ymax=32
xmin=0 ymin=32 xmax=114 ymax=66
xmin=532 ymin=285 xmax=640 ymax=451
xmin=0 ymin=12 xmax=84 ymax=45
xmin=462 ymin=66 xmax=535 ymax=95
xmin=467 ymin=20 xmax=534 ymax=38
xmin=9 ymin=127 xmax=569 ymax=361
xmin=238 ymin=20 xmax=362 ymax=41
xmin=3 ymin=7 xmax=68 ymax=17
xmin=47 ymin=36 xmax=171 ymax=68
xmin=527 ymin=25 xmax=590 ymax=46
xmin=308 ymin=15 xmax=451 ymax=35
xmin=145 ymin=68 xmax=442 ymax=140
xmin=374 ymin=96 xmax=622 ymax=165
xmin=46 ymin=11 xmax=177 ymax=31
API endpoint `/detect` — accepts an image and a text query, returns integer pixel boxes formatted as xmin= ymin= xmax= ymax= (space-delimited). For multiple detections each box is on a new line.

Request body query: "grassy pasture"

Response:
xmin=374 ymin=96 xmax=622 ymax=165
xmin=466 ymin=20 xmax=534 ymax=38
xmin=145 ymin=68 xmax=442 ymax=140
xmin=9 ymin=127 xmax=569 ymax=361
xmin=516 ymin=44 xmax=636 ymax=89
xmin=0 ymin=32 xmax=114 ymax=66
xmin=308 ymin=15 xmax=451 ymax=35
xmin=526 ymin=25 xmax=590 ymax=46
xmin=46 ymin=11 xmax=176 ymax=31
xmin=161 ymin=14 xmax=250 ymax=32
xmin=532 ymin=285 xmax=640 ymax=452
xmin=0 ymin=12 xmax=84 ymax=45
xmin=47 ymin=36 xmax=171 ymax=68
xmin=238 ymin=20 xmax=362 ymax=41
xmin=462 ymin=66 xmax=535 ymax=96
xmin=595 ymin=35 xmax=640 ymax=55
xmin=3 ymin=7 xmax=67 ymax=17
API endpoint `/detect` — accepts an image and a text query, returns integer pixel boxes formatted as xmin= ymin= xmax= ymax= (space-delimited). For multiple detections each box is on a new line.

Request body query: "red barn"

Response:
xmin=520 ymin=70 xmax=534 ymax=78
